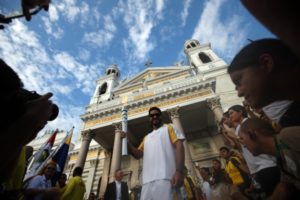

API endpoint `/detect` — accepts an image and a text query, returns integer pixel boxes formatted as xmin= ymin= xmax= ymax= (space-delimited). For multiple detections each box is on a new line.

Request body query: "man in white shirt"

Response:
xmin=24 ymin=162 xmax=60 ymax=200
xmin=123 ymin=107 xmax=185 ymax=200
xmin=104 ymin=169 xmax=129 ymax=200
xmin=199 ymin=167 xmax=213 ymax=200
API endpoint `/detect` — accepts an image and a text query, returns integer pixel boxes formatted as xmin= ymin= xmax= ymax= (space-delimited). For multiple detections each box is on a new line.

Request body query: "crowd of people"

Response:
xmin=194 ymin=34 xmax=300 ymax=200
xmin=1 ymin=0 xmax=300 ymax=199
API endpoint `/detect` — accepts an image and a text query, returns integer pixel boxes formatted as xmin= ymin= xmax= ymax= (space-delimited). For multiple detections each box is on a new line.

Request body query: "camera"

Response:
xmin=1 ymin=88 xmax=59 ymax=130
xmin=16 ymin=88 xmax=59 ymax=121
xmin=0 ymin=59 xmax=58 ymax=131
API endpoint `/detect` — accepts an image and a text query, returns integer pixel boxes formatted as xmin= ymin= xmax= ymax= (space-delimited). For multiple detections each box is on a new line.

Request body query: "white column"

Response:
xmin=129 ymin=156 xmax=140 ymax=189
xmin=98 ymin=151 xmax=111 ymax=198
xmin=167 ymin=107 xmax=200 ymax=180
xmin=75 ymin=130 xmax=94 ymax=168
xmin=109 ymin=122 xmax=122 ymax=182
xmin=207 ymin=97 xmax=225 ymax=148
xmin=86 ymin=159 xmax=98 ymax=195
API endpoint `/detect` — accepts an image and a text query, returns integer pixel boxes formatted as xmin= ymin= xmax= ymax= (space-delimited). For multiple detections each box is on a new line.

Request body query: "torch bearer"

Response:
xmin=121 ymin=106 xmax=128 ymax=155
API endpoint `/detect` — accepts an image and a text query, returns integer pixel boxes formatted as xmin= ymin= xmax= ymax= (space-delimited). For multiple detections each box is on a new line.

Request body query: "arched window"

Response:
xmin=191 ymin=42 xmax=196 ymax=47
xmin=199 ymin=52 xmax=212 ymax=63
xmin=187 ymin=45 xmax=191 ymax=49
xmin=99 ymin=82 xmax=107 ymax=95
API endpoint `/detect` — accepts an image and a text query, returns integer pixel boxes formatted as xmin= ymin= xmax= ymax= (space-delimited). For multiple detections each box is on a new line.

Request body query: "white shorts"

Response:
xmin=141 ymin=180 xmax=173 ymax=200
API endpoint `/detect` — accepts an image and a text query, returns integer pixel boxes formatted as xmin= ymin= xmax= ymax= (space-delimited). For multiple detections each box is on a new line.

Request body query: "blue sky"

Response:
xmin=0 ymin=0 xmax=274 ymax=140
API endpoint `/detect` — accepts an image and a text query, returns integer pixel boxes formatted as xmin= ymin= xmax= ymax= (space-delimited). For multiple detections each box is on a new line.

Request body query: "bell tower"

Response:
xmin=89 ymin=64 xmax=120 ymax=105
xmin=184 ymin=39 xmax=221 ymax=72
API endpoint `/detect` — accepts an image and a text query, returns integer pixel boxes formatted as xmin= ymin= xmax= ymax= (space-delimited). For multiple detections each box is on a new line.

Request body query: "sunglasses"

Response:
xmin=149 ymin=113 xmax=161 ymax=118
xmin=47 ymin=167 xmax=56 ymax=171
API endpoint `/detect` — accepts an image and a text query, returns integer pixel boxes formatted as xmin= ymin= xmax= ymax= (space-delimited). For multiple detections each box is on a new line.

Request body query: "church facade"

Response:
xmin=69 ymin=39 xmax=241 ymax=198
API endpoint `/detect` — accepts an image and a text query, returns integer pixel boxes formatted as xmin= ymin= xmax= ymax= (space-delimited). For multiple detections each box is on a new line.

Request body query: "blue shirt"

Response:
xmin=26 ymin=175 xmax=52 ymax=200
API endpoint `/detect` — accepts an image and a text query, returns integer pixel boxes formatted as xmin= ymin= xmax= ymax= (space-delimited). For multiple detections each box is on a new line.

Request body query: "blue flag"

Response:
xmin=50 ymin=127 xmax=74 ymax=184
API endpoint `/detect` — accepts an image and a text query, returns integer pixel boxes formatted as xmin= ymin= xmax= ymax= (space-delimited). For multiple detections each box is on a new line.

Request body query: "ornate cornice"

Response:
xmin=112 ymin=122 xmax=122 ymax=132
xmin=81 ymin=78 xmax=215 ymax=122
xmin=206 ymin=96 xmax=222 ymax=111
xmin=81 ymin=129 xmax=95 ymax=142
xmin=167 ymin=106 xmax=180 ymax=119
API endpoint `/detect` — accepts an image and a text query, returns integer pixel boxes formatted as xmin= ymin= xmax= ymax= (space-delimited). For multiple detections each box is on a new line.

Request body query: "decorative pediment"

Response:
xmin=116 ymin=66 xmax=188 ymax=90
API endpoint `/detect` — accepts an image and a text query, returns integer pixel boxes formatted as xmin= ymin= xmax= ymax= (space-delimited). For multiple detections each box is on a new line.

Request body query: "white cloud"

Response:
xmin=191 ymin=0 xmax=247 ymax=60
xmin=0 ymin=21 xmax=51 ymax=90
xmin=55 ymin=0 xmax=89 ymax=25
xmin=82 ymin=15 xmax=117 ymax=48
xmin=53 ymin=52 xmax=101 ymax=94
xmin=38 ymin=2 xmax=65 ymax=39
xmin=48 ymin=5 xmax=59 ymax=22
xmin=0 ymin=21 xmax=71 ymax=94
xmin=0 ymin=20 xmax=101 ymax=138
xmin=41 ymin=1 xmax=93 ymax=39
xmin=78 ymin=48 xmax=91 ymax=61
xmin=82 ymin=30 xmax=114 ymax=48
xmin=181 ymin=0 xmax=192 ymax=27
xmin=93 ymin=7 xmax=101 ymax=22
xmin=41 ymin=16 xmax=64 ymax=39
xmin=118 ymin=0 xmax=165 ymax=63
xmin=79 ymin=2 xmax=90 ymax=26
xmin=156 ymin=0 xmax=165 ymax=14
xmin=104 ymin=15 xmax=117 ymax=33
xmin=0 ymin=20 xmax=98 ymax=94
xmin=56 ymin=0 xmax=78 ymax=22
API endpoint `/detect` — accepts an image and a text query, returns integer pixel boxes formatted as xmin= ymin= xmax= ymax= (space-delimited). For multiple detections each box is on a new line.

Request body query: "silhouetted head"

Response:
xmin=228 ymin=39 xmax=300 ymax=108
xmin=73 ymin=167 xmax=83 ymax=177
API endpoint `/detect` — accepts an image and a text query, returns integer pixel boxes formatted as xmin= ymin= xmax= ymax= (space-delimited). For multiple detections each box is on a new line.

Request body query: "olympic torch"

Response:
xmin=121 ymin=106 xmax=128 ymax=155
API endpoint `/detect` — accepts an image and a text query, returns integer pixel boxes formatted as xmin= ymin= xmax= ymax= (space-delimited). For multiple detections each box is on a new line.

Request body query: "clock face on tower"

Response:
xmin=99 ymin=82 xmax=107 ymax=95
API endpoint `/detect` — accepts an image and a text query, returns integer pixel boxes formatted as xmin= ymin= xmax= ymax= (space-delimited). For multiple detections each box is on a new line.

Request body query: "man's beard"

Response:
xmin=152 ymin=119 xmax=162 ymax=126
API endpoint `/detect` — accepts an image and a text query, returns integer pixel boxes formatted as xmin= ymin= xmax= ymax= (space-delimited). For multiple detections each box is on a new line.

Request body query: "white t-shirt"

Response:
xmin=236 ymin=119 xmax=277 ymax=174
xmin=138 ymin=124 xmax=185 ymax=184
xmin=263 ymin=100 xmax=293 ymax=124
xmin=202 ymin=181 xmax=212 ymax=200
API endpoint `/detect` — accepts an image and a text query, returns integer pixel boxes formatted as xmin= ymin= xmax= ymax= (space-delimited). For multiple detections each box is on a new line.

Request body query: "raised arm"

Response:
xmin=120 ymin=131 xmax=143 ymax=159
xmin=127 ymin=141 xmax=143 ymax=159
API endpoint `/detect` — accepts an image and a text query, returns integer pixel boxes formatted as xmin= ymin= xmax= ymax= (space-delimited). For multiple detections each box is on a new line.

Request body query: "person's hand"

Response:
xmin=20 ymin=93 xmax=55 ymax=144
xmin=223 ymin=124 xmax=236 ymax=137
xmin=120 ymin=131 xmax=127 ymax=138
xmin=222 ymin=123 xmax=230 ymax=132
xmin=22 ymin=0 xmax=51 ymax=21
xmin=171 ymin=171 xmax=183 ymax=188
xmin=221 ymin=130 xmax=230 ymax=139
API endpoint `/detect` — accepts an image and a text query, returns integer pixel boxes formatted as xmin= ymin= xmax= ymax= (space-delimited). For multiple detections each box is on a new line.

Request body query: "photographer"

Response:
xmin=0 ymin=59 xmax=58 ymax=198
